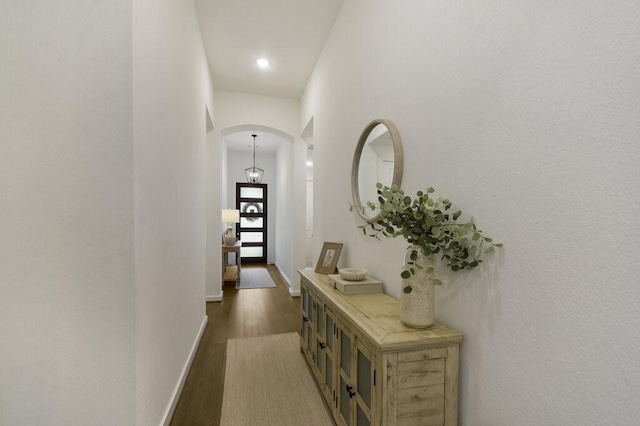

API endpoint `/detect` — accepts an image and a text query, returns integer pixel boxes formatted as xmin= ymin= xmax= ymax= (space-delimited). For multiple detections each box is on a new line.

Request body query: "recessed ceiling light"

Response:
xmin=306 ymin=161 xmax=313 ymax=166
xmin=256 ymin=58 xmax=269 ymax=68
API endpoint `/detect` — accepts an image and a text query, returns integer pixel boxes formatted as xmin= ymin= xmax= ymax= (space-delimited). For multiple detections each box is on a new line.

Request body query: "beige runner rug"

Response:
xmin=220 ymin=332 xmax=334 ymax=425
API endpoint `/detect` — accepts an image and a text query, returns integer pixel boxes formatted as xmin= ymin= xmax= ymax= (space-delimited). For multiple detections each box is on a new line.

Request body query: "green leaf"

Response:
xmin=433 ymin=279 xmax=443 ymax=286
xmin=453 ymin=210 xmax=461 ymax=220
xmin=485 ymin=246 xmax=495 ymax=254
xmin=427 ymin=187 xmax=435 ymax=193
xmin=400 ymin=270 xmax=411 ymax=279
xmin=403 ymin=286 xmax=413 ymax=294
xmin=495 ymin=243 xmax=503 ymax=247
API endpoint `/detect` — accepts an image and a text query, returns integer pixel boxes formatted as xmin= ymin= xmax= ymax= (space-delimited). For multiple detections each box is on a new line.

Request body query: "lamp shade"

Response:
xmin=222 ymin=209 xmax=240 ymax=224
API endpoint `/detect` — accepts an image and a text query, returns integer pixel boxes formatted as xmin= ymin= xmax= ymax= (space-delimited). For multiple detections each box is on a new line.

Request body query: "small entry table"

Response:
xmin=222 ymin=241 xmax=242 ymax=286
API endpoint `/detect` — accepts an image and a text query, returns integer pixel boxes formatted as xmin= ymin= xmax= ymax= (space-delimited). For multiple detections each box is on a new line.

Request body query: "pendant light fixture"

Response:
xmin=244 ymin=134 xmax=264 ymax=183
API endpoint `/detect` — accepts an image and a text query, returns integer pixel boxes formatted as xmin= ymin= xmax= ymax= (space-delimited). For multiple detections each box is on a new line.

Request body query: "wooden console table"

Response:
xmin=298 ymin=269 xmax=463 ymax=425
xmin=222 ymin=241 xmax=241 ymax=286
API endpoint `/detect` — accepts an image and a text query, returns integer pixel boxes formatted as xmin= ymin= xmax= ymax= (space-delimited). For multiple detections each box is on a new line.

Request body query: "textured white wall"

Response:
xmin=214 ymin=90 xmax=300 ymax=137
xmin=133 ymin=0 xmax=215 ymax=424
xmin=0 ymin=1 xmax=135 ymax=425
xmin=214 ymin=91 xmax=306 ymax=292
xmin=275 ymin=143 xmax=293 ymax=282
xmin=302 ymin=0 xmax=640 ymax=423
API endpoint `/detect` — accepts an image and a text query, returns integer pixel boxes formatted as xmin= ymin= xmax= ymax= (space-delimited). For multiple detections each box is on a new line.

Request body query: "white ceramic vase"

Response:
xmin=400 ymin=247 xmax=435 ymax=328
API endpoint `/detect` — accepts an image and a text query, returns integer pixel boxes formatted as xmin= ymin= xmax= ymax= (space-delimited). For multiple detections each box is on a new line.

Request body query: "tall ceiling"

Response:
xmin=194 ymin=0 xmax=344 ymax=99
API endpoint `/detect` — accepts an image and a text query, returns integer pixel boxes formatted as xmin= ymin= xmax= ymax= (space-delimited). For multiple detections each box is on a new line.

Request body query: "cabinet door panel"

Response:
xmin=340 ymin=329 xmax=352 ymax=377
xmin=325 ymin=356 xmax=334 ymax=394
xmin=316 ymin=302 xmax=324 ymax=336
xmin=322 ymin=307 xmax=337 ymax=408
xmin=339 ymin=375 xmax=351 ymax=425
xmin=357 ymin=347 xmax=372 ymax=409
xmin=326 ymin=313 xmax=334 ymax=352
xmin=355 ymin=340 xmax=374 ymax=425
xmin=308 ymin=294 xmax=316 ymax=362
xmin=316 ymin=340 xmax=324 ymax=371
xmin=301 ymin=286 xmax=308 ymax=314
xmin=357 ymin=405 xmax=370 ymax=426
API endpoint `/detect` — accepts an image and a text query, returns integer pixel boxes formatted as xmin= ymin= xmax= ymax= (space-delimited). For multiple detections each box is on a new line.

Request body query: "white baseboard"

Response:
xmin=289 ymin=287 xmax=301 ymax=297
xmin=274 ymin=263 xmax=291 ymax=286
xmin=206 ymin=291 xmax=223 ymax=302
xmin=161 ymin=315 xmax=208 ymax=426
xmin=274 ymin=263 xmax=300 ymax=297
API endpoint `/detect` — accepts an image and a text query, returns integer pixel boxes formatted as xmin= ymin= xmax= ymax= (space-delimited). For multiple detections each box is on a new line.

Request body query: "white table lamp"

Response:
xmin=222 ymin=209 xmax=240 ymax=246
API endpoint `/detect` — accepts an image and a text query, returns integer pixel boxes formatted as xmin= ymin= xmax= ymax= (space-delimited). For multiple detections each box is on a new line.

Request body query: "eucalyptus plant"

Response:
xmin=352 ymin=183 xmax=502 ymax=293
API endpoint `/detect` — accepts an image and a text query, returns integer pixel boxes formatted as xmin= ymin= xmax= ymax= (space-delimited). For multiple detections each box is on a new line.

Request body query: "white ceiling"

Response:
xmin=225 ymin=130 xmax=284 ymax=153
xmin=194 ymin=0 xmax=344 ymax=99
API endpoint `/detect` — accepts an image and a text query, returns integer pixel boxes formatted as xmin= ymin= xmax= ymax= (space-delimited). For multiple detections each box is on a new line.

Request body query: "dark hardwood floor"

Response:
xmin=170 ymin=264 xmax=301 ymax=425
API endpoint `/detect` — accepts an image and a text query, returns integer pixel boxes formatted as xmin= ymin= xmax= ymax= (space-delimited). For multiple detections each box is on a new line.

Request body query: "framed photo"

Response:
xmin=315 ymin=242 xmax=343 ymax=274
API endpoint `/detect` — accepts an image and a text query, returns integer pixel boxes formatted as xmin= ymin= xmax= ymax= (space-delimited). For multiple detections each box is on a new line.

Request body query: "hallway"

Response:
xmin=170 ymin=265 xmax=301 ymax=425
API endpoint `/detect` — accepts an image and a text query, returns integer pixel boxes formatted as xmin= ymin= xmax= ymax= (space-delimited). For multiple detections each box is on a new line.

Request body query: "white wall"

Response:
xmin=0 ymin=0 xmax=217 ymax=424
xmin=302 ymin=0 xmax=640 ymax=424
xmin=214 ymin=91 xmax=306 ymax=294
xmin=274 ymin=141 xmax=297 ymax=287
xmin=0 ymin=2 xmax=135 ymax=425
xmin=206 ymin=112 xmax=223 ymax=302
xmin=133 ymin=0 xmax=214 ymax=424
xmin=214 ymin=90 xmax=301 ymax=137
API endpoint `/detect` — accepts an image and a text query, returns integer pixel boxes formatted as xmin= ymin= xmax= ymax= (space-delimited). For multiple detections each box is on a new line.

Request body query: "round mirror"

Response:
xmin=351 ymin=119 xmax=404 ymax=222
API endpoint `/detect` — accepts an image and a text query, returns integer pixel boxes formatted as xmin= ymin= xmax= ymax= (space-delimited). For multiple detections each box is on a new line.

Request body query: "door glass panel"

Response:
xmin=240 ymin=246 xmax=263 ymax=258
xmin=240 ymin=232 xmax=263 ymax=243
xmin=326 ymin=357 xmax=333 ymax=391
xmin=240 ymin=217 xmax=263 ymax=228
xmin=357 ymin=405 xmax=370 ymax=426
xmin=240 ymin=187 xmax=263 ymax=198
xmin=340 ymin=376 xmax=351 ymax=425
xmin=239 ymin=201 xmax=264 ymax=214
xmin=340 ymin=331 xmax=351 ymax=376
xmin=357 ymin=349 xmax=372 ymax=409
xmin=326 ymin=315 xmax=334 ymax=351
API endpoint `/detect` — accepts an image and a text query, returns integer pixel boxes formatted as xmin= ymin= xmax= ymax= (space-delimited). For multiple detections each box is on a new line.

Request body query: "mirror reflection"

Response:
xmin=357 ymin=124 xmax=394 ymax=217
xmin=351 ymin=119 xmax=403 ymax=222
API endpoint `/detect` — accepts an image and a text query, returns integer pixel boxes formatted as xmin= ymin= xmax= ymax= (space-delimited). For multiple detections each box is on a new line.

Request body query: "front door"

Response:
xmin=236 ymin=183 xmax=267 ymax=263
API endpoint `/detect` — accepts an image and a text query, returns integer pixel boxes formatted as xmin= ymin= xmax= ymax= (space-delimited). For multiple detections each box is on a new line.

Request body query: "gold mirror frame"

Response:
xmin=351 ymin=118 xmax=404 ymax=222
